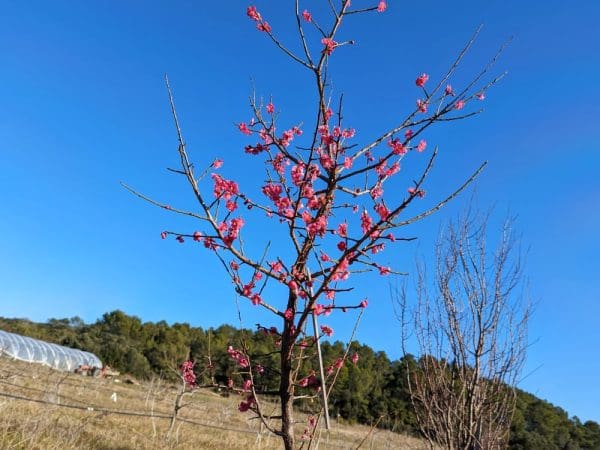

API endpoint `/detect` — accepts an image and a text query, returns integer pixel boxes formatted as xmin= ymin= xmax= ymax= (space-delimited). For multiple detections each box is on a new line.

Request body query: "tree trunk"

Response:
xmin=280 ymin=308 xmax=296 ymax=450
xmin=280 ymin=336 xmax=295 ymax=448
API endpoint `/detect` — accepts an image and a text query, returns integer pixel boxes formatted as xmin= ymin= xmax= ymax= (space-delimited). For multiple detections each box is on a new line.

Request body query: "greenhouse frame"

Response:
xmin=0 ymin=329 xmax=102 ymax=372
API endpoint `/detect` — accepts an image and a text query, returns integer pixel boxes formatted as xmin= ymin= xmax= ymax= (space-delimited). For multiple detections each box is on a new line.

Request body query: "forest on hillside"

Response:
xmin=0 ymin=311 xmax=598 ymax=449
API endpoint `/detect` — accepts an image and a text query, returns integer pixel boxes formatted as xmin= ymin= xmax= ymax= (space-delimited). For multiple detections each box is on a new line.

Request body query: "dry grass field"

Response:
xmin=0 ymin=356 xmax=425 ymax=449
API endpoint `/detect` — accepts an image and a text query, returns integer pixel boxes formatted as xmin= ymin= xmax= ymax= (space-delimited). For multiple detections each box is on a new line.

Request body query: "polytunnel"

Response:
xmin=0 ymin=329 xmax=102 ymax=372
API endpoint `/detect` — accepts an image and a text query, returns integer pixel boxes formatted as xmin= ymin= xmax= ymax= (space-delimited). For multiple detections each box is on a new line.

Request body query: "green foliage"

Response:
xmin=510 ymin=391 xmax=600 ymax=450
xmin=0 ymin=312 xmax=597 ymax=449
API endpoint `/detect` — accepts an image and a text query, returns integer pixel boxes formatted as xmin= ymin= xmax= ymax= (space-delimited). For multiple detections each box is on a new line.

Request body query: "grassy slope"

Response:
xmin=0 ymin=357 xmax=425 ymax=449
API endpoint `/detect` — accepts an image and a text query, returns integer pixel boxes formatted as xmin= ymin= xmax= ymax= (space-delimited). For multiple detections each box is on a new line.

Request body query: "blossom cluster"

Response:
xmin=180 ymin=360 xmax=196 ymax=387
xmin=228 ymin=346 xmax=249 ymax=368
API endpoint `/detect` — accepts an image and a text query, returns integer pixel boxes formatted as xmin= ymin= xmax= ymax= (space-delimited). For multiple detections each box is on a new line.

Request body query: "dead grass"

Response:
xmin=0 ymin=357 xmax=426 ymax=449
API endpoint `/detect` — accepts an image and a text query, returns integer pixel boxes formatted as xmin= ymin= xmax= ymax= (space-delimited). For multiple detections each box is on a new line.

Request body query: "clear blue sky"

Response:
xmin=1 ymin=1 xmax=598 ymax=422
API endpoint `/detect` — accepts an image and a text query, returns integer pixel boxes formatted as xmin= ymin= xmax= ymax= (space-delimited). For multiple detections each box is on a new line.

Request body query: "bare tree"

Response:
xmin=399 ymin=211 xmax=530 ymax=450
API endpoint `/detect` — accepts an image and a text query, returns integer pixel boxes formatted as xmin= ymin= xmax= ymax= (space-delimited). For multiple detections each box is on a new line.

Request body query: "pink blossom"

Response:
xmin=417 ymin=140 xmax=427 ymax=152
xmin=259 ymin=128 xmax=272 ymax=144
xmin=404 ymin=129 xmax=414 ymax=139
xmin=307 ymin=164 xmax=321 ymax=181
xmin=321 ymin=38 xmax=337 ymax=55
xmin=193 ymin=231 xmax=202 ymax=242
xmin=245 ymin=143 xmax=267 ymax=155
xmin=288 ymin=280 xmax=299 ymax=294
xmin=320 ymin=325 xmax=334 ymax=337
xmin=227 ymin=346 xmax=249 ymax=368
xmin=415 ymin=73 xmax=429 ymax=88
xmin=351 ymin=353 xmax=359 ymax=364
xmin=455 ymin=100 xmax=465 ymax=110
xmin=284 ymin=308 xmax=294 ymax=321
xmin=238 ymin=400 xmax=251 ymax=412
xmin=203 ymin=237 xmax=217 ymax=250
xmin=281 ymin=129 xmax=295 ymax=147
xmin=337 ymin=222 xmax=348 ymax=237
xmin=386 ymin=161 xmax=400 ymax=177
xmin=388 ymin=138 xmax=406 ymax=155
xmin=160 ymin=231 xmax=167 ymax=239
xmin=275 ymin=197 xmax=291 ymax=214
xmin=360 ymin=299 xmax=368 ymax=308
xmin=257 ymin=22 xmax=272 ymax=33
xmin=262 ymin=182 xmax=283 ymax=202
xmin=212 ymin=158 xmax=223 ymax=169
xmin=181 ymin=360 xmax=196 ymax=387
xmin=313 ymin=303 xmax=325 ymax=315
xmin=308 ymin=194 xmax=324 ymax=210
xmin=343 ymin=156 xmax=353 ymax=169
xmin=375 ymin=160 xmax=387 ymax=178
xmin=417 ymin=99 xmax=428 ymax=113
xmin=271 ymin=153 xmax=288 ymax=175
xmin=211 ymin=174 xmax=239 ymax=200
xmin=319 ymin=152 xmax=334 ymax=170
xmin=302 ymin=9 xmax=312 ymax=22
xmin=378 ymin=265 xmax=391 ymax=276
xmin=374 ymin=203 xmax=390 ymax=220
xmin=342 ymin=128 xmax=355 ymax=138
xmin=269 ymin=261 xmax=283 ymax=272
xmin=306 ymin=214 xmax=328 ymax=238
xmin=242 ymin=379 xmax=252 ymax=391
xmin=250 ymin=293 xmax=262 ymax=305
xmin=221 ymin=217 xmax=245 ymax=247
xmin=226 ymin=200 xmax=237 ymax=212
xmin=238 ymin=122 xmax=252 ymax=135
xmin=377 ymin=1 xmax=387 ymax=12
xmin=242 ymin=282 xmax=254 ymax=297
xmin=408 ymin=186 xmax=426 ymax=198
xmin=246 ymin=5 xmax=261 ymax=21
xmin=445 ymin=84 xmax=454 ymax=96
xmin=371 ymin=243 xmax=385 ymax=254
xmin=370 ymin=185 xmax=383 ymax=199
xmin=298 ymin=372 xmax=319 ymax=389
xmin=266 ymin=102 xmax=275 ymax=114
xmin=318 ymin=125 xmax=330 ymax=141
xmin=477 ymin=92 xmax=485 ymax=101
xmin=331 ymin=258 xmax=350 ymax=282
xmin=361 ymin=210 xmax=373 ymax=234
xmin=337 ymin=241 xmax=347 ymax=251
xmin=291 ymin=163 xmax=305 ymax=186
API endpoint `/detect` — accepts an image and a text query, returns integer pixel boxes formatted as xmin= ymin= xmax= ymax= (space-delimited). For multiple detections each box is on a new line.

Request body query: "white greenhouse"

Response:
xmin=0 ymin=329 xmax=102 ymax=372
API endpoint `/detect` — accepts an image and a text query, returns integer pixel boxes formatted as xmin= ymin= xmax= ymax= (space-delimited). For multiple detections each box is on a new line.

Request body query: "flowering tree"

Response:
xmin=124 ymin=2 xmax=505 ymax=448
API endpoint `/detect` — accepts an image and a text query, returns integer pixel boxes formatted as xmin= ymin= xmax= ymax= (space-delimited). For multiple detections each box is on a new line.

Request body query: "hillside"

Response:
xmin=1 ymin=312 xmax=599 ymax=449
xmin=0 ymin=357 xmax=424 ymax=449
